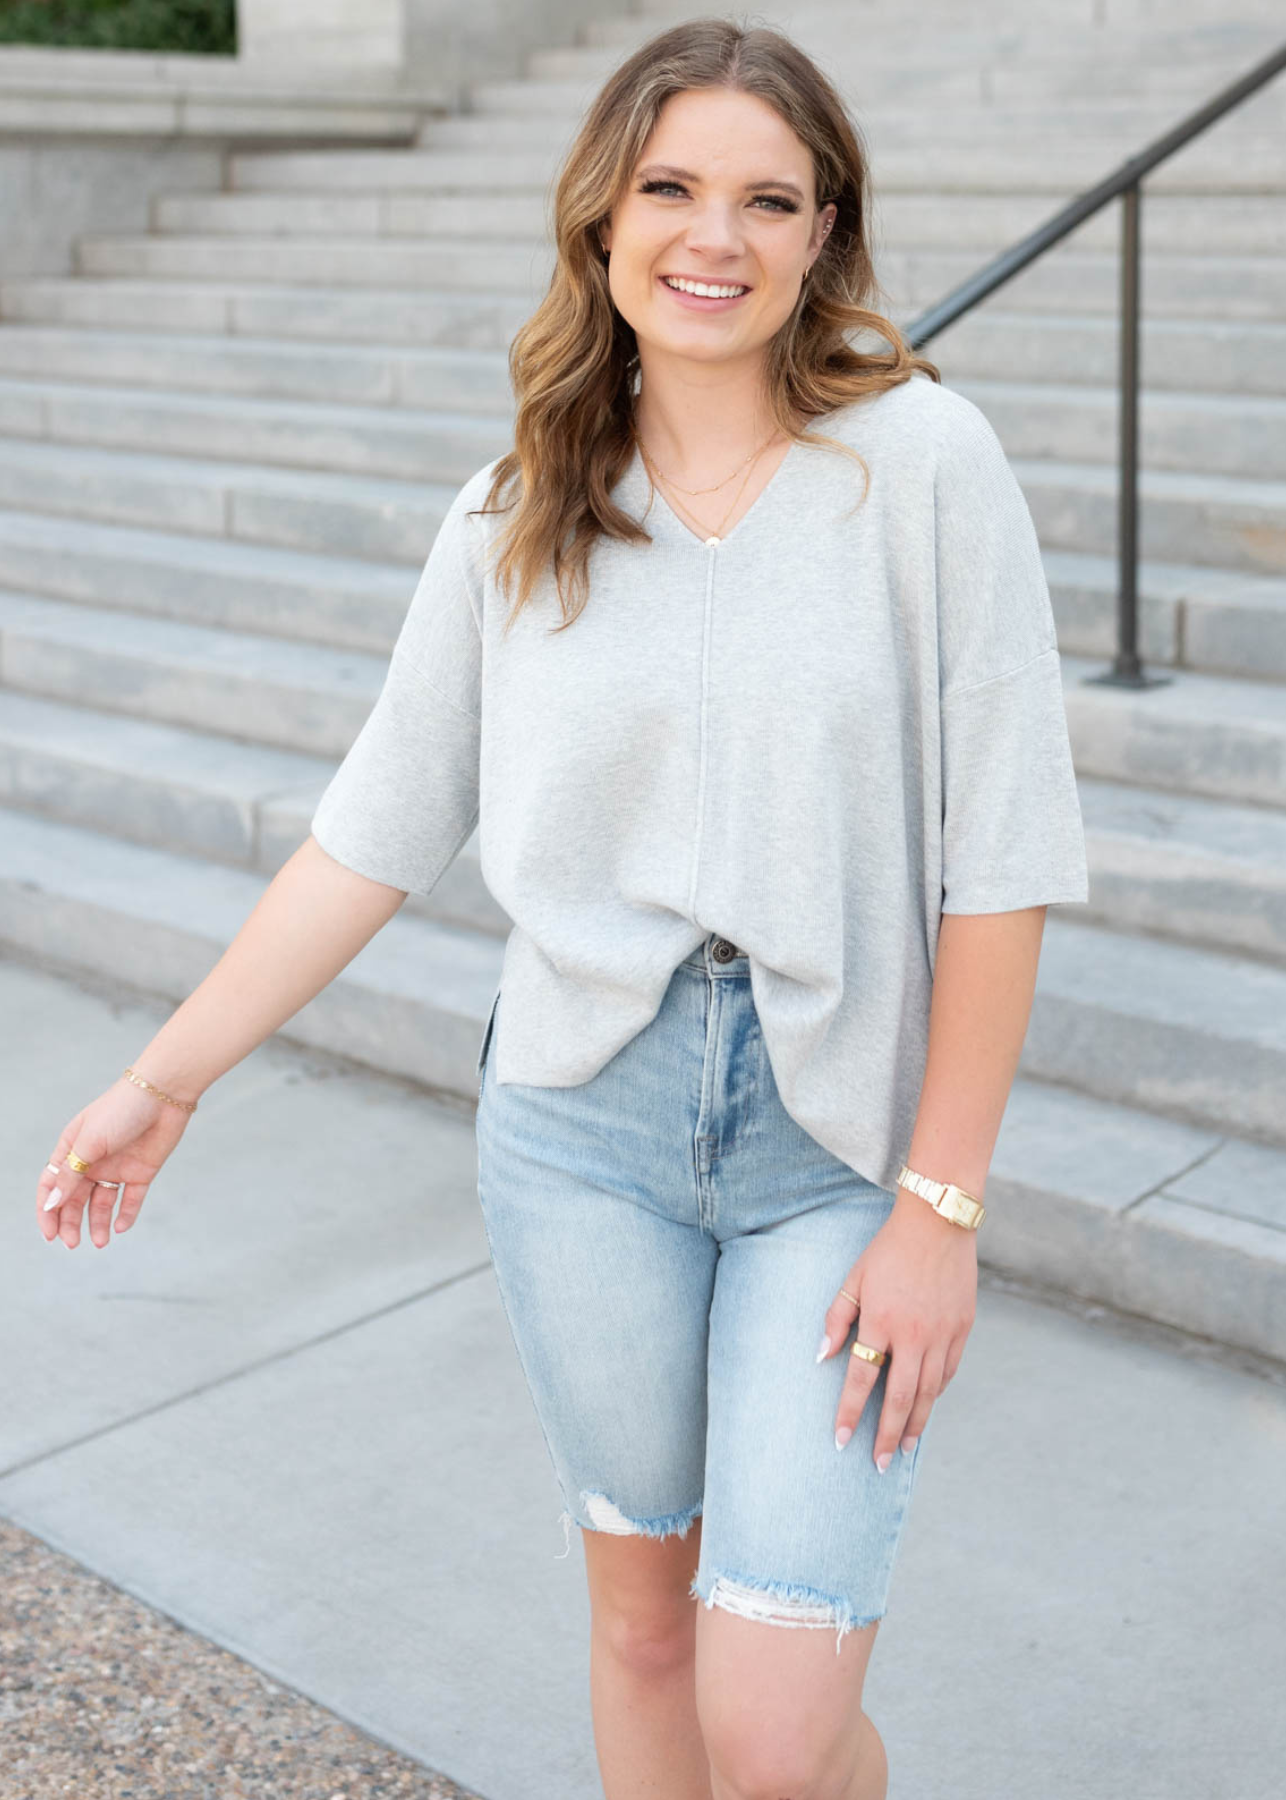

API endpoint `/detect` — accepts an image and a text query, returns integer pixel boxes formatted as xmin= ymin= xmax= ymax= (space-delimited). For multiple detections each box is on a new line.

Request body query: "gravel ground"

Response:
xmin=0 ymin=1515 xmax=486 ymax=1800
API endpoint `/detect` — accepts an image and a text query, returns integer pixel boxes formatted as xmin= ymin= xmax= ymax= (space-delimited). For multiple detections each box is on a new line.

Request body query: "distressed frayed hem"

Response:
xmin=554 ymin=1492 xmax=703 ymax=1557
xmin=690 ymin=1567 xmax=881 ymax=1657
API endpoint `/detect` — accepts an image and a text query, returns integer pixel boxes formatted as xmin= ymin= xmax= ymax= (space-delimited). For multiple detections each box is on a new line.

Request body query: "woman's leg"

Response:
xmin=473 ymin=953 xmax=721 ymax=1795
xmin=696 ymin=1606 xmax=886 ymax=1800
xmin=583 ymin=1519 xmax=713 ymax=1800
xmin=685 ymin=959 xmax=927 ymax=1799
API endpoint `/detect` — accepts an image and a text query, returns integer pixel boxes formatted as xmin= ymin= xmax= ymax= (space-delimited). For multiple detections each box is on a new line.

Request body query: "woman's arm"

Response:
xmin=821 ymin=904 xmax=1047 ymax=1467
xmin=903 ymin=904 xmax=1047 ymax=1200
xmin=38 ymin=835 xmax=416 ymax=1248
xmin=128 ymin=834 xmax=411 ymax=1103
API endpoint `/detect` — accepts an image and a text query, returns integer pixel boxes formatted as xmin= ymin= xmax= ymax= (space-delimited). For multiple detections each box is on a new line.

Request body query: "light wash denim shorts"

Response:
xmin=474 ymin=932 xmax=927 ymax=1653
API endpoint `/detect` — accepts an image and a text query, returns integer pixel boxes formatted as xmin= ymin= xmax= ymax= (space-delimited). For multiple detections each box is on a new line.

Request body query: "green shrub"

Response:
xmin=0 ymin=0 xmax=237 ymax=54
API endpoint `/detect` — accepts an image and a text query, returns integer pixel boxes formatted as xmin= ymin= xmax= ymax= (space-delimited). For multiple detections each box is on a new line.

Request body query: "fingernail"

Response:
xmin=875 ymin=1452 xmax=892 ymax=1474
xmin=900 ymin=1436 xmax=918 ymax=1455
xmin=45 ymin=1162 xmax=60 ymax=1176
xmin=44 ymin=1188 xmax=63 ymax=1211
xmin=815 ymin=1334 xmax=831 ymax=1363
xmin=834 ymin=1425 xmax=852 ymax=1450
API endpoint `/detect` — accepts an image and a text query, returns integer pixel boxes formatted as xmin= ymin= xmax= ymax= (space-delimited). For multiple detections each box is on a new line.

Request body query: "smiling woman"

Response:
xmin=34 ymin=14 xmax=1087 ymax=1800
xmin=474 ymin=19 xmax=940 ymax=629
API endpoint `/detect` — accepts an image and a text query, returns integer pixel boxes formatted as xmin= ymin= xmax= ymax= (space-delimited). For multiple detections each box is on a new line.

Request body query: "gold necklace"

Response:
xmin=637 ymin=436 xmax=767 ymax=546
xmin=631 ymin=422 xmax=782 ymax=496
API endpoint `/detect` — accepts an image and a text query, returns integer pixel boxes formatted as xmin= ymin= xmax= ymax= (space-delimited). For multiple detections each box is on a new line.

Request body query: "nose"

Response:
xmin=677 ymin=203 xmax=747 ymax=259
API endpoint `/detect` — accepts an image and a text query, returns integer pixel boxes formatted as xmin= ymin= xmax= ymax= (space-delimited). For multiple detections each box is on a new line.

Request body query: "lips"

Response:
xmin=660 ymin=275 xmax=751 ymax=295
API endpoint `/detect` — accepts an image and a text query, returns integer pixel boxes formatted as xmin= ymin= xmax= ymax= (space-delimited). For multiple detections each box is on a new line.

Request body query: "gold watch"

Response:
xmin=896 ymin=1162 xmax=986 ymax=1231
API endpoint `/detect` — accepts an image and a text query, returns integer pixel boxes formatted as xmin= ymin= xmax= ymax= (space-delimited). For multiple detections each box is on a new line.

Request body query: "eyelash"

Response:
xmin=637 ymin=178 xmax=800 ymax=214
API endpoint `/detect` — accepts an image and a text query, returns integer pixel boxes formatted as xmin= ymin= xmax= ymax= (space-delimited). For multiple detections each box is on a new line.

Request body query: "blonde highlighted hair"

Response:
xmin=470 ymin=13 xmax=940 ymax=633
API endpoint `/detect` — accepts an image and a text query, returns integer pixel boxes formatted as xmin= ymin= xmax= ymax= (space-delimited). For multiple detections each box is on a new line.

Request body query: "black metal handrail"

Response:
xmin=905 ymin=38 xmax=1286 ymax=691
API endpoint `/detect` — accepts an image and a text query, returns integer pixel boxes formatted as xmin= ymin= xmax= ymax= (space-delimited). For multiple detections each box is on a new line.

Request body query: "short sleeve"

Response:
xmin=933 ymin=395 xmax=1089 ymax=913
xmin=309 ymin=472 xmax=488 ymax=895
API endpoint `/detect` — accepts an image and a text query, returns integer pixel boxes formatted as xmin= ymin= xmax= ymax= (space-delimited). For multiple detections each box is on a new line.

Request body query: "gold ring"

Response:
xmin=66 ymin=1151 xmax=91 ymax=1174
xmin=839 ymin=1287 xmax=859 ymax=1307
xmin=850 ymin=1339 xmax=888 ymax=1367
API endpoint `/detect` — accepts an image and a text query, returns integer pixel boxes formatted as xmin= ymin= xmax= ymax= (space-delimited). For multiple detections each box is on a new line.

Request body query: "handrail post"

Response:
xmin=1084 ymin=178 xmax=1171 ymax=692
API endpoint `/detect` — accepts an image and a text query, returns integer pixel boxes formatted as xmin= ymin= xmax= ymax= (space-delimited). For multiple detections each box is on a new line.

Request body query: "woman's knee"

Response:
xmin=583 ymin=1516 xmax=703 ymax=1678
xmin=697 ymin=1609 xmax=880 ymax=1798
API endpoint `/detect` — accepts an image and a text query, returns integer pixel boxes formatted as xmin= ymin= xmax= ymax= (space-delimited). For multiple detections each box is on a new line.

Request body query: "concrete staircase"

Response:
xmin=1 ymin=3 xmax=1284 ymax=1358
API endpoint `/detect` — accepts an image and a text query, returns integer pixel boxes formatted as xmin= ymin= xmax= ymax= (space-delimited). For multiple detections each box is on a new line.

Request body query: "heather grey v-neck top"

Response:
xmin=310 ymin=373 xmax=1089 ymax=1195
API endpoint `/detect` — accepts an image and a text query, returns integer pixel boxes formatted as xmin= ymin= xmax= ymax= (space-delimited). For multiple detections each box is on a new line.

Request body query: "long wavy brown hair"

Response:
xmin=470 ymin=14 xmax=940 ymax=634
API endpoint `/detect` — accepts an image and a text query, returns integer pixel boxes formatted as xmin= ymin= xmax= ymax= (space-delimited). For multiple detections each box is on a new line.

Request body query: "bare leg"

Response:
xmin=582 ymin=1516 xmax=714 ymax=1800
xmin=697 ymin=1601 xmax=886 ymax=1800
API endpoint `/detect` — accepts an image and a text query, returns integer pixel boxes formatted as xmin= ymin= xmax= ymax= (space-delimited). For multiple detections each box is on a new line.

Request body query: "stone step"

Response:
xmin=429 ymin=97 xmax=1275 ymax=152
xmin=148 ymin=185 xmax=1286 ymax=259
xmin=1 ymin=800 xmax=1282 ymax=1360
xmin=457 ymin=75 xmax=1286 ymax=133
xmin=69 ymin=233 xmax=1286 ymax=321
xmin=556 ymin=20 xmax=1283 ymax=80
xmin=0 ymin=325 xmax=515 ymax=413
xmin=2 ymin=368 xmax=1281 ymax=488
xmin=0 ymin=427 xmax=1278 ymax=577
xmin=0 ymin=507 xmax=412 ymax=656
xmin=3 ymin=310 xmax=1282 ymax=405
xmin=0 ymin=686 xmax=498 ymax=937
xmin=0 ymin=377 xmax=513 ymax=486
xmin=925 ymin=313 xmax=1286 ymax=399
xmin=969 ymin=1071 xmax=1286 ymax=1365
xmin=5 ymin=654 xmax=1285 ymax=969
xmin=2 ymin=498 xmax=1281 ymax=709
xmin=4 ymin=568 xmax=1286 ymax=827
xmin=1025 ymin=911 xmax=1286 ymax=1151
xmin=223 ymin=139 xmax=1286 ymax=195
xmin=1016 ymin=458 xmax=1286 ymax=576
xmin=1047 ymin=551 xmax=1286 ymax=681
xmin=1061 ymin=652 xmax=1286 ymax=810
xmin=1076 ymin=773 xmax=1286 ymax=966
xmin=0 ymin=86 xmax=434 ymax=142
xmin=0 ymin=803 xmax=503 ymax=1103
xmin=438 ymin=92 xmax=1282 ymax=150
xmin=632 ymin=0 xmax=1286 ymax=26
xmin=0 ymin=437 xmax=455 ymax=565
xmin=953 ymin=377 xmax=1286 ymax=482
xmin=0 ymin=42 xmax=444 ymax=92
xmin=0 ymin=684 xmax=329 ymax=868
xmin=0 ymin=588 xmax=394 ymax=757
xmin=0 ymin=279 xmax=533 ymax=347
xmin=592 ymin=6 xmax=1286 ymax=46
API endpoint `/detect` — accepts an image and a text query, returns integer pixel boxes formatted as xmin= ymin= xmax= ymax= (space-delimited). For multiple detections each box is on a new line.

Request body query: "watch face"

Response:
xmin=943 ymin=1187 xmax=980 ymax=1227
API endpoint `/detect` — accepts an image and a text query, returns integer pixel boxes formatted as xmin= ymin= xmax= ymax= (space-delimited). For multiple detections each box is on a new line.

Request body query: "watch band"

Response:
xmin=896 ymin=1162 xmax=986 ymax=1231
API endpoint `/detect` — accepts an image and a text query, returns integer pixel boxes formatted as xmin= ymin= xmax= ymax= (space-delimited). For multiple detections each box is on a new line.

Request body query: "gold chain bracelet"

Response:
xmin=122 ymin=1066 xmax=199 ymax=1114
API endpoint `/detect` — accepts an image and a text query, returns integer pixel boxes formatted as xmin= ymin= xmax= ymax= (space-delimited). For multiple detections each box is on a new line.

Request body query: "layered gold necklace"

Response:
xmin=631 ymin=421 xmax=785 ymax=546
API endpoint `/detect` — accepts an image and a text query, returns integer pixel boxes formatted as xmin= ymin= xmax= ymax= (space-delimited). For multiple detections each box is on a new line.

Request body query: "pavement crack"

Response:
xmin=0 ymin=1259 xmax=495 ymax=1482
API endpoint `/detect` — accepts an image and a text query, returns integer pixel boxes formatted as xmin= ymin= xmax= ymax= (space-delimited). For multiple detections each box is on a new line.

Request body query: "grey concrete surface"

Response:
xmin=4 ymin=948 xmax=1285 ymax=1800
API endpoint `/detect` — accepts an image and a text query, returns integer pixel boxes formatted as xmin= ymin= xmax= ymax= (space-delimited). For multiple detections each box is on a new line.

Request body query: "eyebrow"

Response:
xmin=635 ymin=162 xmax=807 ymax=200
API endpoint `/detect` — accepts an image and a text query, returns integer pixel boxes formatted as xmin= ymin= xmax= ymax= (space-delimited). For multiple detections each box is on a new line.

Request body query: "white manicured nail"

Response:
xmin=45 ymin=1162 xmax=60 ymax=1176
xmin=44 ymin=1188 xmax=63 ymax=1211
xmin=815 ymin=1334 xmax=831 ymax=1363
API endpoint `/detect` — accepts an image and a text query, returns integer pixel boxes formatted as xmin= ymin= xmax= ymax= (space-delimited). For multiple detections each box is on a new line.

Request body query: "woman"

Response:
xmin=36 ymin=19 xmax=1088 ymax=1799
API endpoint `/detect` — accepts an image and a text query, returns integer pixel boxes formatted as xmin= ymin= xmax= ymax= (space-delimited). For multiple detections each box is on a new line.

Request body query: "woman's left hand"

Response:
xmin=818 ymin=1188 xmax=978 ymax=1469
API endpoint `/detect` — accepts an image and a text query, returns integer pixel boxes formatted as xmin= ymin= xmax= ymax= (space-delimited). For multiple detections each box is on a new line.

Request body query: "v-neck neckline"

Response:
xmin=631 ymin=429 xmax=810 ymax=549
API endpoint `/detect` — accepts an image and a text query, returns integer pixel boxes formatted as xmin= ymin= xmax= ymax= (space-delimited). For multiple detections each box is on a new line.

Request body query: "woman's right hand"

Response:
xmin=37 ymin=1075 xmax=199 ymax=1249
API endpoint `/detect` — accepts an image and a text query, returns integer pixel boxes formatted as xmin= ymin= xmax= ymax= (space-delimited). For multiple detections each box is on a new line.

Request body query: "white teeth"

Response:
xmin=662 ymin=276 xmax=748 ymax=299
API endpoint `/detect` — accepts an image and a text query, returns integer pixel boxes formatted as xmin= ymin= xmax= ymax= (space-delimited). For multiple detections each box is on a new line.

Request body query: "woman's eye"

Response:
xmin=637 ymin=179 xmax=797 ymax=214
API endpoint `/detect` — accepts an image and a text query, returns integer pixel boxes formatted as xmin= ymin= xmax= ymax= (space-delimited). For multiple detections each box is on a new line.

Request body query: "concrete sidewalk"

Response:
xmin=4 ymin=949 xmax=1285 ymax=1800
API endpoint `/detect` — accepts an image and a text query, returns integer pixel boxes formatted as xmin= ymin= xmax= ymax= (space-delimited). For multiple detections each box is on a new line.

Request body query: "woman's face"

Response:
xmin=599 ymin=86 xmax=836 ymax=378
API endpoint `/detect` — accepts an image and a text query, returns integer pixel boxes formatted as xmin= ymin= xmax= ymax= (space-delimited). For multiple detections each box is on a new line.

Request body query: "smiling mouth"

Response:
xmin=658 ymin=275 xmax=752 ymax=302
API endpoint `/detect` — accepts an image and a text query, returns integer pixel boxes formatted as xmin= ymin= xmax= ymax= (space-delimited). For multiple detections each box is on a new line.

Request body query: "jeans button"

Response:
xmin=711 ymin=937 xmax=740 ymax=963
